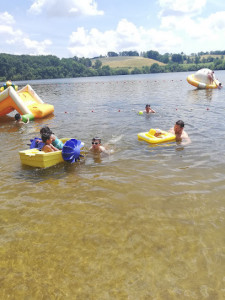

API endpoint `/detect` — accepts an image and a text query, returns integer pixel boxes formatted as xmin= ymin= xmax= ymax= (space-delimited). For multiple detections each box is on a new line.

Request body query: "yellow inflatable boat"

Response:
xmin=19 ymin=138 xmax=84 ymax=168
xmin=138 ymin=129 xmax=176 ymax=144
xmin=19 ymin=148 xmax=65 ymax=168
xmin=187 ymin=68 xmax=220 ymax=89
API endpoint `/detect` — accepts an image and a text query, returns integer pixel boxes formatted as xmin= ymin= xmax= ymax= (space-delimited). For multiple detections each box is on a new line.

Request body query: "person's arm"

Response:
xmin=150 ymin=108 xmax=156 ymax=113
xmin=101 ymin=146 xmax=114 ymax=154
xmin=50 ymin=144 xmax=59 ymax=151
xmin=42 ymin=145 xmax=52 ymax=153
xmin=181 ymin=131 xmax=191 ymax=145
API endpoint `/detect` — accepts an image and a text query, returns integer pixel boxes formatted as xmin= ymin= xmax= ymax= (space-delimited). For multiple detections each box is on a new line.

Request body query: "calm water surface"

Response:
xmin=0 ymin=72 xmax=225 ymax=299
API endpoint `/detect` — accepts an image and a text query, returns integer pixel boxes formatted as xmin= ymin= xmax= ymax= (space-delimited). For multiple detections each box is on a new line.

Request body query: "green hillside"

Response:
xmin=92 ymin=56 xmax=165 ymax=70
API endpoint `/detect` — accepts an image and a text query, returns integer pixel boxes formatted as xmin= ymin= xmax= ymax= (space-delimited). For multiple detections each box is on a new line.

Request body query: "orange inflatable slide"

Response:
xmin=0 ymin=83 xmax=54 ymax=118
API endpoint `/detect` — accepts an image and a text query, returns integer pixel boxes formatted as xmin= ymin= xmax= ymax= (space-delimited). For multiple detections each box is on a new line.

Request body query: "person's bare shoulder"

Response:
xmin=181 ymin=131 xmax=191 ymax=145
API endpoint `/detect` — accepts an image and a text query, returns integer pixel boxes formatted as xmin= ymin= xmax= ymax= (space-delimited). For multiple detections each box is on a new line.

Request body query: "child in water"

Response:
xmin=145 ymin=104 xmax=156 ymax=114
xmin=40 ymin=126 xmax=63 ymax=150
xmin=15 ymin=113 xmax=29 ymax=124
xmin=89 ymin=137 xmax=112 ymax=154
xmin=41 ymin=132 xmax=59 ymax=153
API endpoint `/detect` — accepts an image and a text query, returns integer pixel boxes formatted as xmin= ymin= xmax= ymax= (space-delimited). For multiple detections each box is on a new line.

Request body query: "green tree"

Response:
xmin=150 ymin=63 xmax=161 ymax=73
xmin=108 ymin=51 xmax=118 ymax=57
xmin=93 ymin=59 xmax=102 ymax=69
xmin=171 ymin=54 xmax=183 ymax=64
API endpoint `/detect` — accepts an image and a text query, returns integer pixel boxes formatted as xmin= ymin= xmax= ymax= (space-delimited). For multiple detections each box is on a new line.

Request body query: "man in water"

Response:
xmin=145 ymin=104 xmax=156 ymax=114
xmin=169 ymin=120 xmax=191 ymax=144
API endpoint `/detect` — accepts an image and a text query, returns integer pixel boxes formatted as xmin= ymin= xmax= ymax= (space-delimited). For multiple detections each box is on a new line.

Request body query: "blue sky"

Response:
xmin=0 ymin=0 xmax=225 ymax=58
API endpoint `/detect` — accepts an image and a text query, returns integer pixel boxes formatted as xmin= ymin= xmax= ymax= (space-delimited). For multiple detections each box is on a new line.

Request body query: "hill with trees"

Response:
xmin=0 ymin=50 xmax=225 ymax=81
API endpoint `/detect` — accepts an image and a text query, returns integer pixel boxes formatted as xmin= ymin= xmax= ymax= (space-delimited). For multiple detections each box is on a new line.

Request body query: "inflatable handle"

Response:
xmin=22 ymin=113 xmax=34 ymax=123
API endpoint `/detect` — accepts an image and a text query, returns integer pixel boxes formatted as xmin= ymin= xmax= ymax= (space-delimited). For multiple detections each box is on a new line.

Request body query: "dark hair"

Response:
xmin=92 ymin=137 xmax=101 ymax=144
xmin=41 ymin=132 xmax=52 ymax=143
xmin=145 ymin=104 xmax=150 ymax=108
xmin=176 ymin=120 xmax=185 ymax=128
xmin=15 ymin=113 xmax=21 ymax=121
xmin=40 ymin=126 xmax=53 ymax=135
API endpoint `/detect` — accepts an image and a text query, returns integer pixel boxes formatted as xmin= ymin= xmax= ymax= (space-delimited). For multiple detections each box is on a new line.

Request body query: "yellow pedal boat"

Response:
xmin=19 ymin=138 xmax=84 ymax=168
xmin=138 ymin=129 xmax=176 ymax=144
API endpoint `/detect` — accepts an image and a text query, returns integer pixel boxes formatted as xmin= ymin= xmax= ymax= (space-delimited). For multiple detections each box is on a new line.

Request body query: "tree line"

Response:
xmin=0 ymin=50 xmax=225 ymax=82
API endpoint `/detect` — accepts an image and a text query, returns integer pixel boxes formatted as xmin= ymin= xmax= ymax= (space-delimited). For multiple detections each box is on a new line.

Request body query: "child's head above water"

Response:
xmin=14 ymin=113 xmax=21 ymax=121
xmin=40 ymin=126 xmax=53 ymax=135
xmin=92 ymin=137 xmax=101 ymax=145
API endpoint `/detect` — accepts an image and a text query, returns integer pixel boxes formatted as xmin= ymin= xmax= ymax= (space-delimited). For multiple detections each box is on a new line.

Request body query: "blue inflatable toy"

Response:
xmin=30 ymin=137 xmax=45 ymax=151
xmin=62 ymin=139 xmax=84 ymax=163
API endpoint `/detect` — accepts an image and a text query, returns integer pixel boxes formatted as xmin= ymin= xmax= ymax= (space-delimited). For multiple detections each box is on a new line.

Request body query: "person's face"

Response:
xmin=145 ymin=106 xmax=150 ymax=112
xmin=174 ymin=124 xmax=183 ymax=134
xmin=92 ymin=140 xmax=101 ymax=149
xmin=46 ymin=137 xmax=53 ymax=145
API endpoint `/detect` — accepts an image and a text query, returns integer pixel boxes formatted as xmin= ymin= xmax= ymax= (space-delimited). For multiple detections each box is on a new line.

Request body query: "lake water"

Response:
xmin=0 ymin=72 xmax=225 ymax=299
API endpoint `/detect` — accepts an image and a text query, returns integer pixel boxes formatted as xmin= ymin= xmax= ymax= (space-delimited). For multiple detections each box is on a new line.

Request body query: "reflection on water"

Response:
xmin=1 ymin=72 xmax=225 ymax=299
xmin=187 ymin=88 xmax=215 ymax=105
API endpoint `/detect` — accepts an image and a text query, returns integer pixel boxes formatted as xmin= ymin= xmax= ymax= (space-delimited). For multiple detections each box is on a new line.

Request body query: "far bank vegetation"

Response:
xmin=0 ymin=50 xmax=225 ymax=81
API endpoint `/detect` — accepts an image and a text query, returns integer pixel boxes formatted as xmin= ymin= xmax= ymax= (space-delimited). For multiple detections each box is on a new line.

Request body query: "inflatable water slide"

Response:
xmin=0 ymin=84 xmax=54 ymax=119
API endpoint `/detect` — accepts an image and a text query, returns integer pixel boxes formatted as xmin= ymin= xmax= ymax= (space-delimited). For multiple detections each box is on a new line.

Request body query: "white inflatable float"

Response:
xmin=187 ymin=68 xmax=221 ymax=89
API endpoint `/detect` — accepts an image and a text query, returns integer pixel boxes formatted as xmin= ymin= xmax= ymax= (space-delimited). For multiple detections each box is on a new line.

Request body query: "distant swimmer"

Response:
xmin=145 ymin=104 xmax=156 ymax=114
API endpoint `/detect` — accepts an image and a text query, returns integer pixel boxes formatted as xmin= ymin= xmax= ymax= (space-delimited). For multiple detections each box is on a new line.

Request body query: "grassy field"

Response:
xmin=92 ymin=56 xmax=165 ymax=70
xmin=200 ymin=54 xmax=224 ymax=59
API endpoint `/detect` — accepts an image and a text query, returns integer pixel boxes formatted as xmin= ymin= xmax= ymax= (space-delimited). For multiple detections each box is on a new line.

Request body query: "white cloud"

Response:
xmin=0 ymin=25 xmax=18 ymax=36
xmin=23 ymin=38 xmax=52 ymax=55
xmin=0 ymin=13 xmax=23 ymax=41
xmin=0 ymin=12 xmax=15 ymax=25
xmin=157 ymin=0 xmax=225 ymax=53
xmin=68 ymin=19 xmax=182 ymax=57
xmin=160 ymin=10 xmax=225 ymax=41
xmin=0 ymin=10 xmax=52 ymax=55
xmin=158 ymin=0 xmax=207 ymax=17
xmin=29 ymin=0 xmax=104 ymax=17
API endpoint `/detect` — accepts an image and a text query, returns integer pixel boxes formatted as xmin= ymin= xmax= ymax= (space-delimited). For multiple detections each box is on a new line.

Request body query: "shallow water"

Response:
xmin=1 ymin=72 xmax=225 ymax=299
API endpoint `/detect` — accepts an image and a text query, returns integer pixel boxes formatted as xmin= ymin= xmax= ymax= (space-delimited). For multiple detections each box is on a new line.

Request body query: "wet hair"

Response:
xmin=40 ymin=126 xmax=53 ymax=135
xmin=176 ymin=120 xmax=185 ymax=128
xmin=145 ymin=104 xmax=151 ymax=108
xmin=41 ymin=132 xmax=52 ymax=143
xmin=15 ymin=113 xmax=21 ymax=121
xmin=92 ymin=137 xmax=101 ymax=144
